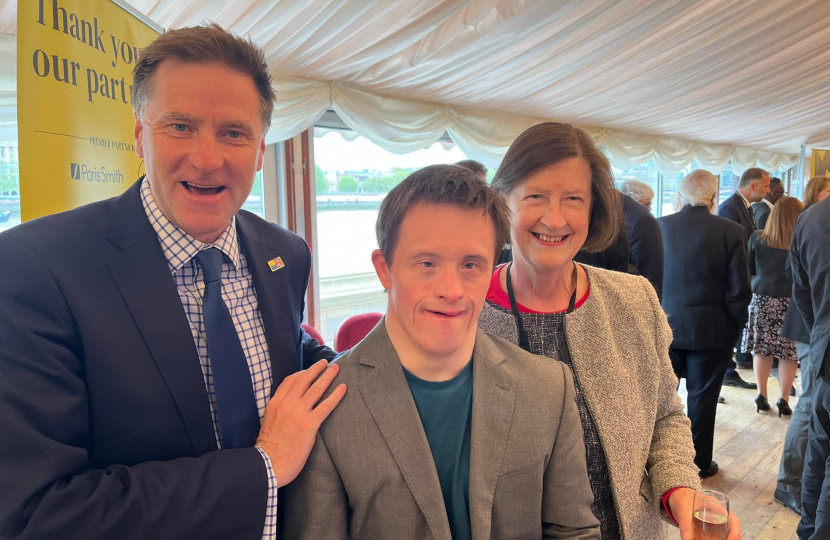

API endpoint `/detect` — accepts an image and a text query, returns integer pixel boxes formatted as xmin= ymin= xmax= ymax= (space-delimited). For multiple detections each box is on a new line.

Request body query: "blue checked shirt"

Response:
xmin=140 ymin=179 xmax=277 ymax=539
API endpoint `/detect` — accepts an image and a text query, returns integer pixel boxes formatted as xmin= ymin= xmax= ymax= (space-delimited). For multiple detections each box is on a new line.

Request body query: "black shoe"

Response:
xmin=790 ymin=386 xmax=797 ymax=397
xmin=722 ymin=372 xmax=758 ymax=389
xmin=736 ymin=360 xmax=754 ymax=369
xmin=698 ymin=461 xmax=719 ymax=479
xmin=755 ymin=394 xmax=770 ymax=413
xmin=718 ymin=396 xmax=726 ymax=404
xmin=773 ymin=488 xmax=802 ymax=515
xmin=777 ymin=398 xmax=793 ymax=417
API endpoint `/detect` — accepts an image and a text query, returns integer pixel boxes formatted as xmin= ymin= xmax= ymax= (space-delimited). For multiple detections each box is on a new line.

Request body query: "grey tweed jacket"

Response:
xmin=478 ymin=265 xmax=701 ymax=540
xmin=284 ymin=322 xmax=601 ymax=540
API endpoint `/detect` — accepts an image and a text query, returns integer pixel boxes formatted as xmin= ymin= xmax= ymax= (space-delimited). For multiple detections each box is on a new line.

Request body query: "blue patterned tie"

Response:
xmin=195 ymin=248 xmax=259 ymax=449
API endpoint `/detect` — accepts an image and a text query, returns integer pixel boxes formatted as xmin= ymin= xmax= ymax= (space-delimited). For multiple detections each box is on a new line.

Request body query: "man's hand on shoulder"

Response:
xmin=256 ymin=359 xmax=346 ymax=487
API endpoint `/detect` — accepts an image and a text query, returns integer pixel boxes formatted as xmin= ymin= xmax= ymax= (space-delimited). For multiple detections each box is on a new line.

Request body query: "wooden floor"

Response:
xmin=663 ymin=366 xmax=803 ymax=540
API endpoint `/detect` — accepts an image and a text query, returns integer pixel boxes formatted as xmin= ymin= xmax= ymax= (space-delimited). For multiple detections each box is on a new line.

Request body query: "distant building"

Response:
xmin=337 ymin=170 xmax=372 ymax=184
xmin=0 ymin=142 xmax=17 ymax=162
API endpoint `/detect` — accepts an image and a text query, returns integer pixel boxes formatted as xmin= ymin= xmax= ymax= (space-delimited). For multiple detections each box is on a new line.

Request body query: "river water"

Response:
xmin=316 ymin=209 xmax=381 ymax=278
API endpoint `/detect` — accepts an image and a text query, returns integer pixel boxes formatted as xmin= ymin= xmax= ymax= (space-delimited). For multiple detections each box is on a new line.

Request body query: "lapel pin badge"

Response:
xmin=268 ymin=256 xmax=285 ymax=272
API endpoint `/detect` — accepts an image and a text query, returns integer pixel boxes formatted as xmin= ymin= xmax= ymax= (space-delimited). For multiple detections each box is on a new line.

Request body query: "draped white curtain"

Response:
xmin=3 ymin=0 xmax=822 ymax=173
xmin=267 ymin=75 xmax=798 ymax=176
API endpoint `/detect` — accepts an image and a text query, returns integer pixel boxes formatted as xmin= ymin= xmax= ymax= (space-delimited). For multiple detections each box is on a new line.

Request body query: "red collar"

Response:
xmin=485 ymin=264 xmax=589 ymax=314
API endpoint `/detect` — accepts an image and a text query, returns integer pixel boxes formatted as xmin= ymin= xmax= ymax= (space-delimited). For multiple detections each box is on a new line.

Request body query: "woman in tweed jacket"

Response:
xmin=478 ymin=123 xmax=741 ymax=540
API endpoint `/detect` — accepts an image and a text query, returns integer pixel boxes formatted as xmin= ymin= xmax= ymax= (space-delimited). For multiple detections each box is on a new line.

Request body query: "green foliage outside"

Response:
xmin=318 ymin=165 xmax=490 ymax=194
xmin=315 ymin=165 xmax=328 ymax=193
xmin=0 ymin=159 xmax=19 ymax=196
xmin=360 ymin=168 xmax=413 ymax=193
xmin=337 ymin=175 xmax=359 ymax=192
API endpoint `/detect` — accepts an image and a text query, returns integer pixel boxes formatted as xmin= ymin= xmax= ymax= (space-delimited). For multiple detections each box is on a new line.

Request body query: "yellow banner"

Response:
xmin=811 ymin=149 xmax=830 ymax=178
xmin=17 ymin=0 xmax=161 ymax=221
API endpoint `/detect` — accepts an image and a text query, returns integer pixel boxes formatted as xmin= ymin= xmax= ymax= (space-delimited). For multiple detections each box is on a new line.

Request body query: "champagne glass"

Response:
xmin=692 ymin=490 xmax=729 ymax=540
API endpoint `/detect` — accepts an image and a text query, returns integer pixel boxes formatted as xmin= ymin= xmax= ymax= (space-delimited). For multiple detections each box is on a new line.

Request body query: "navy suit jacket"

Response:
xmin=0 ymin=179 xmax=335 ymax=539
xmin=718 ymin=192 xmax=755 ymax=242
xmin=622 ymin=194 xmax=664 ymax=300
xmin=751 ymin=200 xmax=772 ymax=230
xmin=575 ymin=193 xmax=633 ymax=274
xmin=659 ymin=205 xmax=751 ymax=350
xmin=790 ymin=197 xmax=830 ymax=380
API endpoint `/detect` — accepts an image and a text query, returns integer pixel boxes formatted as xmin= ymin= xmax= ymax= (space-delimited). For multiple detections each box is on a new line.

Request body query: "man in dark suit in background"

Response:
xmin=575 ymin=192 xmax=663 ymax=301
xmin=660 ymin=170 xmax=751 ymax=478
xmin=455 ymin=159 xmax=488 ymax=182
xmin=751 ymin=176 xmax=785 ymax=230
xmin=717 ymin=167 xmax=770 ymax=387
xmin=0 ymin=25 xmax=343 ymax=539
xmin=790 ymin=197 xmax=830 ymax=540
xmin=575 ymin=187 xmax=634 ymax=274
xmin=574 ymin=219 xmax=631 ymax=273
xmin=622 ymin=192 xmax=664 ymax=300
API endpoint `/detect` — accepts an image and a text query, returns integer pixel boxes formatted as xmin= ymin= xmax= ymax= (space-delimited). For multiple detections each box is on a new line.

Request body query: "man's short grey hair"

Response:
xmin=619 ymin=179 xmax=654 ymax=203
xmin=679 ymin=170 xmax=718 ymax=207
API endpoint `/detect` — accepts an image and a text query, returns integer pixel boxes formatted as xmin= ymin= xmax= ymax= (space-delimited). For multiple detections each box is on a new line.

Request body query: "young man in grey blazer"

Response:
xmin=285 ymin=165 xmax=600 ymax=540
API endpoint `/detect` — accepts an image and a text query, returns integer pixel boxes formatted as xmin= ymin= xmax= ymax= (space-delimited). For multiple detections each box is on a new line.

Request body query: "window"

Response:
xmin=770 ymin=167 xmax=793 ymax=198
xmin=718 ymin=167 xmax=738 ymax=207
xmin=660 ymin=165 xmax=691 ymax=217
xmin=241 ymin=170 xmax=264 ymax=218
xmin=313 ymin=127 xmax=469 ymax=344
xmin=614 ymin=161 xmax=658 ymax=215
xmin=0 ymin=141 xmax=20 ymax=233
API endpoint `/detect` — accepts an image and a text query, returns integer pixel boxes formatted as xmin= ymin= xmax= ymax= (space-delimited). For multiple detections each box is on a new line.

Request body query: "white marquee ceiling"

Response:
xmin=2 ymin=0 xmax=829 ymax=155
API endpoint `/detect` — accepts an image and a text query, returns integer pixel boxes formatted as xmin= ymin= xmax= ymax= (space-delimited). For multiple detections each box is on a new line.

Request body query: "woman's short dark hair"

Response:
xmin=133 ymin=23 xmax=276 ymax=131
xmin=491 ymin=122 xmax=621 ymax=253
xmin=376 ymin=165 xmax=511 ymax=267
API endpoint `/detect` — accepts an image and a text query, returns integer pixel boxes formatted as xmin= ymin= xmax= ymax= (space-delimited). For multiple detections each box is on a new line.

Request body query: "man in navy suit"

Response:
xmin=622 ymin=192 xmax=664 ymax=300
xmin=660 ymin=170 xmax=751 ymax=478
xmin=791 ymin=197 xmax=830 ymax=540
xmin=717 ymin=167 xmax=770 ymax=389
xmin=0 ymin=25 xmax=344 ymax=539
xmin=751 ymin=177 xmax=785 ymax=230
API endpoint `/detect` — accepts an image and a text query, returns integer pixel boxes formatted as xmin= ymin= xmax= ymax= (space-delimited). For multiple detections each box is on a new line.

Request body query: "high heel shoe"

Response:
xmin=776 ymin=398 xmax=792 ymax=417
xmin=755 ymin=394 xmax=770 ymax=413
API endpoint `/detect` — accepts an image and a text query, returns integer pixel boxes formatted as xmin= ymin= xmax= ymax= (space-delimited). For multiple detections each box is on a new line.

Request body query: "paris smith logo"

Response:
xmin=70 ymin=163 xmax=124 ymax=184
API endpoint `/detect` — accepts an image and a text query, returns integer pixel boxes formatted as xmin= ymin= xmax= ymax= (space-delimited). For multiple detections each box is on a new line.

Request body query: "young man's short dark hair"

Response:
xmin=376 ymin=165 xmax=511 ymax=267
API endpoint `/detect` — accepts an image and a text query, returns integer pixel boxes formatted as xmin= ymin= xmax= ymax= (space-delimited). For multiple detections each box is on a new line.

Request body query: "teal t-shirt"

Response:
xmin=403 ymin=361 xmax=473 ymax=540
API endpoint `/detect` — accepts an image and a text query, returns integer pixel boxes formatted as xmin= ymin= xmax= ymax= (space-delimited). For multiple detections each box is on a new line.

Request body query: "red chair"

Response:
xmin=334 ymin=312 xmax=383 ymax=352
xmin=301 ymin=323 xmax=326 ymax=346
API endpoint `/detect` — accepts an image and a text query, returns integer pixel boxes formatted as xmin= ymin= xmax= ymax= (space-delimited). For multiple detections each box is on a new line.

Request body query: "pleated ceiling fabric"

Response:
xmin=3 ymin=0 xmax=828 ymax=173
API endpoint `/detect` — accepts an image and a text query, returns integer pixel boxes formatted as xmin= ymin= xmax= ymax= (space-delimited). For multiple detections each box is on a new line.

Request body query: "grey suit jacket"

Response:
xmin=284 ymin=322 xmax=600 ymax=540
